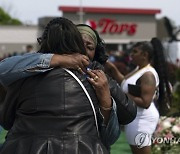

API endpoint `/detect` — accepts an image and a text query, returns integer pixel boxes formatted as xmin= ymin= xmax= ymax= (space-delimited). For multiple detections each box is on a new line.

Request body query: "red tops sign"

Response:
xmin=87 ymin=18 xmax=137 ymax=35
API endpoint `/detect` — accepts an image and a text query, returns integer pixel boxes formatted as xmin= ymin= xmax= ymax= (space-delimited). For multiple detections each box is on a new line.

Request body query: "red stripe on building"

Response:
xmin=59 ymin=6 xmax=161 ymax=15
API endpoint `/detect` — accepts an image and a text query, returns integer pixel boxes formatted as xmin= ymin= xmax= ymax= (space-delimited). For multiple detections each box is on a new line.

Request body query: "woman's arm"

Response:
xmin=92 ymin=61 xmax=137 ymax=125
xmin=0 ymin=80 xmax=24 ymax=130
xmin=99 ymin=100 xmax=120 ymax=148
xmin=0 ymin=53 xmax=53 ymax=86
xmin=128 ymin=72 xmax=156 ymax=109
xmin=86 ymin=69 xmax=120 ymax=147
xmin=0 ymin=53 xmax=89 ymax=87
xmin=104 ymin=61 xmax=125 ymax=84
xmin=87 ymin=69 xmax=112 ymax=124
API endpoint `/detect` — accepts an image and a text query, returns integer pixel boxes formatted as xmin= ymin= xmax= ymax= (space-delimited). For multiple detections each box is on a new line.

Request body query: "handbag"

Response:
xmin=63 ymin=68 xmax=99 ymax=136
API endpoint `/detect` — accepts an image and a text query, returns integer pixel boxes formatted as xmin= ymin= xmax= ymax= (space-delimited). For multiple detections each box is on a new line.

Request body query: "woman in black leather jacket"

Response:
xmin=76 ymin=24 xmax=137 ymax=125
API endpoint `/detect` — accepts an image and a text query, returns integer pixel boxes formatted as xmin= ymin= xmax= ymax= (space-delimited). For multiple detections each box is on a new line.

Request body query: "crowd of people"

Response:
xmin=0 ymin=17 xmax=174 ymax=154
xmin=0 ymin=44 xmax=34 ymax=60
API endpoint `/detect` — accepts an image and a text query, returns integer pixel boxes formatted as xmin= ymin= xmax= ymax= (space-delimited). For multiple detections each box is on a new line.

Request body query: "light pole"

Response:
xmin=79 ymin=0 xmax=83 ymax=23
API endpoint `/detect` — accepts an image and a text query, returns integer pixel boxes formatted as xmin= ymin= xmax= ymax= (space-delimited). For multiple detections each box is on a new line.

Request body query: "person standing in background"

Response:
xmin=105 ymin=37 xmax=172 ymax=154
xmin=25 ymin=44 xmax=34 ymax=53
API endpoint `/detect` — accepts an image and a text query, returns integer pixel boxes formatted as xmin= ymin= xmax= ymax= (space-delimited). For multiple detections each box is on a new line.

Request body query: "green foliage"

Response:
xmin=171 ymin=68 xmax=180 ymax=113
xmin=0 ymin=7 xmax=22 ymax=25
xmin=0 ymin=129 xmax=7 ymax=144
xmin=152 ymin=144 xmax=180 ymax=154
xmin=175 ymin=68 xmax=180 ymax=81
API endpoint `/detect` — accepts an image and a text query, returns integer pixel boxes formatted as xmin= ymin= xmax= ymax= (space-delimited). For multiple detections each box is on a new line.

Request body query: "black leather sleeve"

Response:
xmin=0 ymin=80 xmax=24 ymax=130
xmin=108 ymin=76 xmax=137 ymax=124
xmin=91 ymin=61 xmax=137 ymax=125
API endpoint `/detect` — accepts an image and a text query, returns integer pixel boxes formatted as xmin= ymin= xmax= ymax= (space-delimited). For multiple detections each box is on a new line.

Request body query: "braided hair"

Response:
xmin=38 ymin=17 xmax=86 ymax=55
xmin=77 ymin=24 xmax=108 ymax=65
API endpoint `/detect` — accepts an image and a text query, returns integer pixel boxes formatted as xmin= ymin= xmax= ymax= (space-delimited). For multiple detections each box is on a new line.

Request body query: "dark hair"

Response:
xmin=38 ymin=17 xmax=86 ymax=55
xmin=133 ymin=41 xmax=153 ymax=61
xmin=133 ymin=38 xmax=172 ymax=113
xmin=76 ymin=24 xmax=108 ymax=65
xmin=26 ymin=45 xmax=33 ymax=49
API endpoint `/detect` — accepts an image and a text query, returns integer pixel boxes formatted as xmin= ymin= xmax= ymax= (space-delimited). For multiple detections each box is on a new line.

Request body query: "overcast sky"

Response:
xmin=0 ymin=0 xmax=180 ymax=26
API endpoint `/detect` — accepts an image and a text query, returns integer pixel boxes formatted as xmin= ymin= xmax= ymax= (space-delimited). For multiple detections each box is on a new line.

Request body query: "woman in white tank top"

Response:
xmin=105 ymin=38 xmax=172 ymax=154
xmin=121 ymin=64 xmax=159 ymax=152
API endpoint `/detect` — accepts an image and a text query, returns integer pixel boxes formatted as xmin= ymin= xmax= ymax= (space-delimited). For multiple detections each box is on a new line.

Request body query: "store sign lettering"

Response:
xmin=87 ymin=18 xmax=137 ymax=35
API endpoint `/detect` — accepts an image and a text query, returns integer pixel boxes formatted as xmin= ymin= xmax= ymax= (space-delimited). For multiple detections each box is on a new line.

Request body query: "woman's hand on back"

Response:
xmin=87 ymin=69 xmax=112 ymax=108
xmin=51 ymin=53 xmax=90 ymax=73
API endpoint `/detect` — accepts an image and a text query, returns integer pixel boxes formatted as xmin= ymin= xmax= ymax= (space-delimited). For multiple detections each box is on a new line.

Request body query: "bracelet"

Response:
xmin=100 ymin=105 xmax=112 ymax=111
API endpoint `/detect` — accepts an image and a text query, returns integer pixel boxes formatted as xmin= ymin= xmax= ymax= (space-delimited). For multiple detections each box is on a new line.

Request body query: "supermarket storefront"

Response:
xmin=59 ymin=6 xmax=160 ymax=51
xmin=0 ymin=6 xmax=161 ymax=57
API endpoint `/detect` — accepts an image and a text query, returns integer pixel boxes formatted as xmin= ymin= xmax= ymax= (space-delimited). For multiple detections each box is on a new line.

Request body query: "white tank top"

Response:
xmin=121 ymin=64 xmax=159 ymax=98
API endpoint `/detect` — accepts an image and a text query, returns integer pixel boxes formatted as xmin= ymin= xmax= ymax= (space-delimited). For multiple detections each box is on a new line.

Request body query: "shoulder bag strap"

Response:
xmin=63 ymin=68 xmax=99 ymax=136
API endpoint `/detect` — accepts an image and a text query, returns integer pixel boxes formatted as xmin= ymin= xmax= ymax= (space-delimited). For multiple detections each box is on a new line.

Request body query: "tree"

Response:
xmin=0 ymin=7 xmax=22 ymax=25
xmin=164 ymin=17 xmax=180 ymax=42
